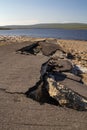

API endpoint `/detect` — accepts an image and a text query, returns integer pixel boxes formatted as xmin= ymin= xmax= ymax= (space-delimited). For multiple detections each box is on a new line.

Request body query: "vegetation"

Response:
xmin=28 ymin=23 xmax=87 ymax=30
xmin=1 ymin=23 xmax=87 ymax=30
xmin=0 ymin=27 xmax=11 ymax=30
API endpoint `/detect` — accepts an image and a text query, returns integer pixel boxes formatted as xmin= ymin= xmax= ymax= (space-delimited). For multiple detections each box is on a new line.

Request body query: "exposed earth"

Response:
xmin=0 ymin=36 xmax=87 ymax=130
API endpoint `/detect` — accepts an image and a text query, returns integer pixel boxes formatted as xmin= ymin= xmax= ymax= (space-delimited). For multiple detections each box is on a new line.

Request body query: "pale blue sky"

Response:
xmin=0 ymin=0 xmax=87 ymax=26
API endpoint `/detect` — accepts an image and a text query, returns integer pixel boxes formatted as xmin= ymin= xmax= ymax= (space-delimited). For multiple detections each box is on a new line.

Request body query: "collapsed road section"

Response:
xmin=17 ymin=39 xmax=87 ymax=111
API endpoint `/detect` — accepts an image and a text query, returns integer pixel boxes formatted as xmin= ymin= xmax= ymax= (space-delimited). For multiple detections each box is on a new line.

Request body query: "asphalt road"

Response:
xmin=0 ymin=41 xmax=87 ymax=130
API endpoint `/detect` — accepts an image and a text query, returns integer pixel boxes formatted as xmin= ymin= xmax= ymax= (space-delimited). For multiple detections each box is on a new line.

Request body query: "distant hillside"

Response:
xmin=25 ymin=23 xmax=87 ymax=29
xmin=0 ymin=27 xmax=11 ymax=30
xmin=1 ymin=23 xmax=87 ymax=30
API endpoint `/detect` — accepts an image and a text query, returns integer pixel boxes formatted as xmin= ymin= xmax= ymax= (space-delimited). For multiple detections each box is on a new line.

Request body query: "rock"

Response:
xmin=81 ymin=73 xmax=87 ymax=85
xmin=46 ymin=75 xmax=87 ymax=110
xmin=39 ymin=41 xmax=63 ymax=56
xmin=24 ymin=39 xmax=87 ymax=111
xmin=25 ymin=73 xmax=87 ymax=111
xmin=41 ymin=58 xmax=73 ymax=77
xmin=62 ymin=72 xmax=82 ymax=82
xmin=52 ymin=50 xmax=67 ymax=59
xmin=45 ymin=39 xmax=58 ymax=44
xmin=16 ymin=42 xmax=40 ymax=55
xmin=67 ymin=52 xmax=75 ymax=59
xmin=72 ymin=65 xmax=87 ymax=75
xmin=16 ymin=40 xmax=64 ymax=56
xmin=57 ymin=74 xmax=87 ymax=99
xmin=25 ymin=55 xmax=87 ymax=111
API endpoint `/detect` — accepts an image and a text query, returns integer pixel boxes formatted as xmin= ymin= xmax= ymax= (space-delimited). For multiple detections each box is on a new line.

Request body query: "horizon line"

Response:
xmin=1 ymin=22 xmax=87 ymax=26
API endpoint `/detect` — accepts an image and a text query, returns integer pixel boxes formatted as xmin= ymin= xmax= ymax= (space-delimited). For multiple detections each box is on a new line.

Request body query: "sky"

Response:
xmin=0 ymin=0 xmax=87 ymax=26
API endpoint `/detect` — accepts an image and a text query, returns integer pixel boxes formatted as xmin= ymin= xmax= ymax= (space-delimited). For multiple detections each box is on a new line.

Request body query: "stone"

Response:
xmin=72 ymin=65 xmax=87 ymax=75
xmin=25 ymin=73 xmax=87 ymax=111
xmin=23 ymin=39 xmax=87 ymax=111
xmin=41 ymin=58 xmax=73 ymax=78
xmin=52 ymin=50 xmax=67 ymax=59
xmin=80 ymin=73 xmax=87 ymax=85
xmin=16 ymin=40 xmax=64 ymax=56
xmin=25 ymin=55 xmax=87 ymax=111
xmin=53 ymin=72 xmax=87 ymax=99
xmin=45 ymin=39 xmax=58 ymax=44
xmin=39 ymin=42 xmax=61 ymax=56
xmin=46 ymin=75 xmax=87 ymax=110
xmin=62 ymin=72 xmax=81 ymax=82
xmin=16 ymin=42 xmax=40 ymax=55
xmin=67 ymin=52 xmax=75 ymax=59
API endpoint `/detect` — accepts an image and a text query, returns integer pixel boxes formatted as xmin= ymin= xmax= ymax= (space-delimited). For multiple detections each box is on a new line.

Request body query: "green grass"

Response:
xmin=0 ymin=27 xmax=11 ymax=30
xmin=30 ymin=23 xmax=87 ymax=29
xmin=1 ymin=23 xmax=87 ymax=30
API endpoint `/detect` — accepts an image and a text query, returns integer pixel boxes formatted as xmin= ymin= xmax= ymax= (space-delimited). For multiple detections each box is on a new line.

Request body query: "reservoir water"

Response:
xmin=0 ymin=28 xmax=87 ymax=40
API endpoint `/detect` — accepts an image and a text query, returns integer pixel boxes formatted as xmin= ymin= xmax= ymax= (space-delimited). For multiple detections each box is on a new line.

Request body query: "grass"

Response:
xmin=30 ymin=23 xmax=87 ymax=30
xmin=0 ymin=28 xmax=11 ymax=30
xmin=1 ymin=23 xmax=87 ymax=30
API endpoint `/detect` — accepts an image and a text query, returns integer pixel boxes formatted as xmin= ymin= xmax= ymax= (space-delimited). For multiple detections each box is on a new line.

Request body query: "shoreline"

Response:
xmin=0 ymin=35 xmax=87 ymax=42
xmin=0 ymin=28 xmax=87 ymax=41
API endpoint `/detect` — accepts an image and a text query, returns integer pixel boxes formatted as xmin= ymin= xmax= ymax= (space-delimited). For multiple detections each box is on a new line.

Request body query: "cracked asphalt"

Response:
xmin=0 ymin=41 xmax=87 ymax=130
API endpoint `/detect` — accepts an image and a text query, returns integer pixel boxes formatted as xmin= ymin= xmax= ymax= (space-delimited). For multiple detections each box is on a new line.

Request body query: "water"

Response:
xmin=0 ymin=28 xmax=87 ymax=40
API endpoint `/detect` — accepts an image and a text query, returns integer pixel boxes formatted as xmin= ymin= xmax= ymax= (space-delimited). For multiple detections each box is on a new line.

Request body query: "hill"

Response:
xmin=1 ymin=23 xmax=87 ymax=30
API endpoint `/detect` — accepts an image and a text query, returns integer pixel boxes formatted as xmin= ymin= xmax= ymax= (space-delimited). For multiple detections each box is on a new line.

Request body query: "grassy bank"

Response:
xmin=2 ymin=23 xmax=87 ymax=30
xmin=0 ymin=28 xmax=11 ymax=30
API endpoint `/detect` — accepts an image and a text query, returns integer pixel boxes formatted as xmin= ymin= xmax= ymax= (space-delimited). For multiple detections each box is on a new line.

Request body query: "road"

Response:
xmin=0 ymin=41 xmax=87 ymax=130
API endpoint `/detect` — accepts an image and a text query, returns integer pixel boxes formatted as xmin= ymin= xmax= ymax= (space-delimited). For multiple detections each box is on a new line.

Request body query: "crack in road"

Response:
xmin=0 ymin=88 xmax=24 ymax=95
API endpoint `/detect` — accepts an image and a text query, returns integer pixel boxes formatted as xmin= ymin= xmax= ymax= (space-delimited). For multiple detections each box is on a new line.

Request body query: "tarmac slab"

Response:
xmin=0 ymin=41 xmax=87 ymax=130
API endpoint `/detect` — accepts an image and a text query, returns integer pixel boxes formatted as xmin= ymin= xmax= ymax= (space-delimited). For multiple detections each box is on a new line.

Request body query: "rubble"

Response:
xmin=25 ymin=71 xmax=87 ymax=111
xmin=16 ymin=39 xmax=64 ymax=56
xmin=24 ymin=40 xmax=87 ymax=111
